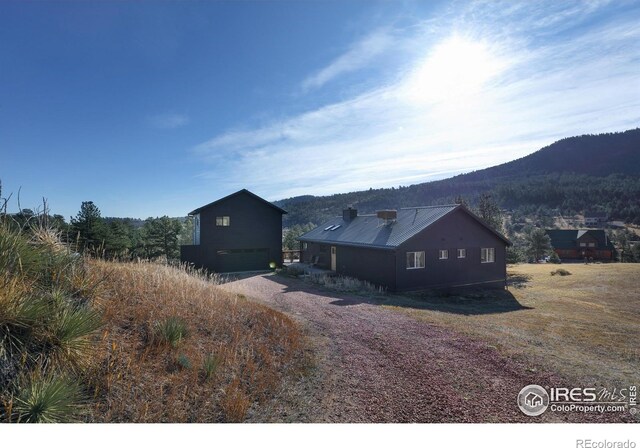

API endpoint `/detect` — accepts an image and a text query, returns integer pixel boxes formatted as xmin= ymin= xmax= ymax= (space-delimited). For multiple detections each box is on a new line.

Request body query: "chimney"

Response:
xmin=376 ymin=210 xmax=397 ymax=221
xmin=343 ymin=207 xmax=358 ymax=221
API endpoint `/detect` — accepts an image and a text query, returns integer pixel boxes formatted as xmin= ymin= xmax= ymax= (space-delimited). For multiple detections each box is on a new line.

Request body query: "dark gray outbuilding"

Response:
xmin=180 ymin=189 xmax=286 ymax=273
xmin=299 ymin=205 xmax=511 ymax=291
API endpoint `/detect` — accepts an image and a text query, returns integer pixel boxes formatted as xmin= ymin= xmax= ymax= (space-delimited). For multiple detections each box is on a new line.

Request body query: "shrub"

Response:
xmin=281 ymin=264 xmax=306 ymax=278
xmin=0 ymin=222 xmax=102 ymax=423
xmin=549 ymin=252 xmax=562 ymax=264
xmin=550 ymin=268 xmax=572 ymax=276
xmin=11 ymin=374 xmax=84 ymax=423
xmin=506 ymin=246 xmax=526 ymax=264
xmin=153 ymin=316 xmax=188 ymax=348
xmin=44 ymin=303 xmax=102 ymax=373
xmin=308 ymin=274 xmax=385 ymax=294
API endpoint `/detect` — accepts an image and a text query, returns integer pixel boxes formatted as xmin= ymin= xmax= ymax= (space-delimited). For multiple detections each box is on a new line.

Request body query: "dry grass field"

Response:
xmin=88 ymin=260 xmax=311 ymax=422
xmin=386 ymin=263 xmax=640 ymax=390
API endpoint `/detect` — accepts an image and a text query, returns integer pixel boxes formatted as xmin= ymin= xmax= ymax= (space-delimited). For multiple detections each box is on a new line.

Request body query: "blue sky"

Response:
xmin=1 ymin=0 xmax=639 ymax=219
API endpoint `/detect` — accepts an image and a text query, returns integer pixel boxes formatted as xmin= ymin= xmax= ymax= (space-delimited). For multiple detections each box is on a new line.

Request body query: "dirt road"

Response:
xmin=221 ymin=273 xmax=630 ymax=423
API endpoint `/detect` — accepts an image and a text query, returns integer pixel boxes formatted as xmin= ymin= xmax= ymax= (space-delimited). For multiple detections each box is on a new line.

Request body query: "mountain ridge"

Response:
xmin=275 ymin=128 xmax=640 ymax=226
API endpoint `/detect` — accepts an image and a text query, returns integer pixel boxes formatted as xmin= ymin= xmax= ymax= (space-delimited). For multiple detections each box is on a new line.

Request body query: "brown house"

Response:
xmin=180 ymin=189 xmax=287 ymax=272
xmin=298 ymin=204 xmax=512 ymax=292
xmin=545 ymin=229 xmax=615 ymax=261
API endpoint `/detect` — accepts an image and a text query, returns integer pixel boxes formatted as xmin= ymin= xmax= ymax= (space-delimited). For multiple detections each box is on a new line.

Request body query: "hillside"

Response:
xmin=0 ymin=221 xmax=309 ymax=423
xmin=276 ymin=129 xmax=640 ymax=226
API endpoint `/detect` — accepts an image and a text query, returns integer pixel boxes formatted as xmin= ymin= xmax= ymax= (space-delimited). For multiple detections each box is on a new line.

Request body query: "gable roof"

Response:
xmin=298 ymin=204 xmax=511 ymax=249
xmin=188 ymin=189 xmax=287 ymax=216
xmin=546 ymin=229 xmax=614 ymax=250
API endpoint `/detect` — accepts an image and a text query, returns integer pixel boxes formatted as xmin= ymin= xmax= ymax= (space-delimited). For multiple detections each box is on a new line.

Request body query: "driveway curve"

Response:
xmin=221 ymin=273 xmax=628 ymax=423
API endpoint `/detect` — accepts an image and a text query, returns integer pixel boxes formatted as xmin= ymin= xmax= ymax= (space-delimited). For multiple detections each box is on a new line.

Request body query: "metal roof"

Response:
xmin=546 ymin=229 xmax=614 ymax=250
xmin=188 ymin=189 xmax=287 ymax=216
xmin=299 ymin=205 xmax=463 ymax=249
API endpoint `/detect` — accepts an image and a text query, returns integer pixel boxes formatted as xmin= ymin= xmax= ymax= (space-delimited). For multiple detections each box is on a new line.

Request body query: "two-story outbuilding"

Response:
xmin=180 ymin=189 xmax=286 ymax=272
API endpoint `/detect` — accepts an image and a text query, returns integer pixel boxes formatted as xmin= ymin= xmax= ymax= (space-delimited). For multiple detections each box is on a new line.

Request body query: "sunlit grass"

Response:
xmin=90 ymin=259 xmax=310 ymax=422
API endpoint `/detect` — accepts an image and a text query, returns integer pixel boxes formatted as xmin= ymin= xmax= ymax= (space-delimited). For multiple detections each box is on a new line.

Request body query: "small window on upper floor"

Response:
xmin=438 ymin=249 xmax=449 ymax=260
xmin=216 ymin=216 xmax=230 ymax=226
xmin=588 ymin=242 xmax=596 ymax=247
xmin=579 ymin=242 xmax=587 ymax=247
xmin=457 ymin=248 xmax=466 ymax=258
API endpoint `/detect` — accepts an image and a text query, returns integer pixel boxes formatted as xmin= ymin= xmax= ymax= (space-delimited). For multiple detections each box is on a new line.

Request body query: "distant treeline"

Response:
xmin=277 ymin=129 xmax=640 ymax=226
xmin=5 ymin=202 xmax=192 ymax=260
xmin=277 ymin=173 xmax=640 ymax=227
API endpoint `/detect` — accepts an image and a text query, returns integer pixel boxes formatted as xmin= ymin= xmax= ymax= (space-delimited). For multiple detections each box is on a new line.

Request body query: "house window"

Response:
xmin=302 ymin=242 xmax=308 ymax=250
xmin=216 ymin=216 xmax=230 ymax=226
xmin=481 ymin=248 xmax=495 ymax=263
xmin=406 ymin=251 xmax=425 ymax=269
xmin=588 ymin=242 xmax=595 ymax=247
xmin=438 ymin=249 xmax=449 ymax=260
xmin=457 ymin=248 xmax=466 ymax=258
xmin=579 ymin=242 xmax=586 ymax=247
xmin=193 ymin=214 xmax=200 ymax=245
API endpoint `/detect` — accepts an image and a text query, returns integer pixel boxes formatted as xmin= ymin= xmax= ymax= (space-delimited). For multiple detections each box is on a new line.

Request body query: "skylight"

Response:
xmin=330 ymin=225 xmax=341 ymax=231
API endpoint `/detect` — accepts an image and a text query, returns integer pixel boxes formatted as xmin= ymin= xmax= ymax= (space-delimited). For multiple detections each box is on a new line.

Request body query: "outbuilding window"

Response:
xmin=193 ymin=214 xmax=200 ymax=245
xmin=406 ymin=251 xmax=425 ymax=269
xmin=438 ymin=249 xmax=449 ymax=260
xmin=216 ymin=216 xmax=231 ymax=226
xmin=481 ymin=247 xmax=495 ymax=263
xmin=457 ymin=248 xmax=466 ymax=258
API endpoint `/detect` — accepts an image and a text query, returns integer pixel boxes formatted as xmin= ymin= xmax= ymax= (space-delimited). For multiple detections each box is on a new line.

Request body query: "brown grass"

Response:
xmin=87 ymin=260 xmax=309 ymax=422
xmin=386 ymin=263 xmax=640 ymax=390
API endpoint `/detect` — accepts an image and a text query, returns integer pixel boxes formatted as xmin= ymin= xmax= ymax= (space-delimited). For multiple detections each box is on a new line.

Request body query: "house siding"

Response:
xmin=302 ymin=207 xmax=508 ymax=292
xmin=335 ymin=245 xmax=396 ymax=291
xmin=395 ymin=209 xmax=507 ymax=291
xmin=180 ymin=191 xmax=284 ymax=272
xmin=303 ymin=242 xmax=396 ymax=290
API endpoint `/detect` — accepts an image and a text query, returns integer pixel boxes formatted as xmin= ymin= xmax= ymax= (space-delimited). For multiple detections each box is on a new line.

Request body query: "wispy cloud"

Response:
xmin=301 ymin=28 xmax=395 ymax=91
xmin=192 ymin=1 xmax=640 ymax=201
xmin=148 ymin=113 xmax=189 ymax=129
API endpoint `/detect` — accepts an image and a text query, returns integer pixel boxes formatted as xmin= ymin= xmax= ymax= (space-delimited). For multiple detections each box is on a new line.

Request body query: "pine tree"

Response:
xmin=143 ymin=216 xmax=182 ymax=259
xmin=71 ymin=201 xmax=109 ymax=253
xmin=525 ymin=228 xmax=553 ymax=262
xmin=477 ymin=193 xmax=503 ymax=233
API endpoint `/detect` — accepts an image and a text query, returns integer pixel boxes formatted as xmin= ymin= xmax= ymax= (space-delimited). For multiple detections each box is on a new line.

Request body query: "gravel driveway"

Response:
xmin=221 ymin=273 xmax=630 ymax=423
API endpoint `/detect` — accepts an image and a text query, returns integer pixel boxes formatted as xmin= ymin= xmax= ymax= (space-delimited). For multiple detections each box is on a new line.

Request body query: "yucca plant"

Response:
xmin=11 ymin=373 xmax=84 ymax=423
xmin=0 ymin=226 xmax=47 ymax=283
xmin=153 ymin=316 xmax=188 ymax=348
xmin=0 ymin=213 xmax=103 ymax=423
xmin=41 ymin=301 xmax=102 ymax=373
